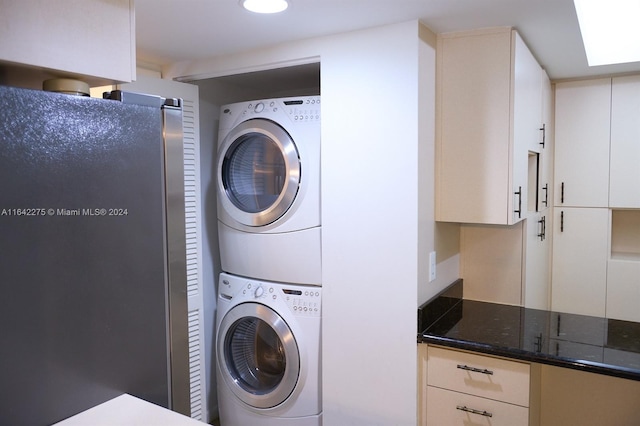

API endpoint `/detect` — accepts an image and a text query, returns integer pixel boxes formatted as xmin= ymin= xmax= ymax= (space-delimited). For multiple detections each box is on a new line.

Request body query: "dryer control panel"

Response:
xmin=282 ymin=97 xmax=320 ymax=123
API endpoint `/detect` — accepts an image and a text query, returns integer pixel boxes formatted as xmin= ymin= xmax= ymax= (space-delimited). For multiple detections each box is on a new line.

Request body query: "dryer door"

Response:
xmin=218 ymin=118 xmax=300 ymax=227
xmin=217 ymin=302 xmax=300 ymax=409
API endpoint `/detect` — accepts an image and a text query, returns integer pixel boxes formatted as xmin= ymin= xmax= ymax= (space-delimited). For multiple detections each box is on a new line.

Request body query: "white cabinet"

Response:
xmin=539 ymin=365 xmax=640 ymax=426
xmin=553 ymin=76 xmax=640 ymax=319
xmin=436 ymin=27 xmax=546 ymax=225
xmin=610 ymin=75 xmax=640 ymax=208
xmin=524 ymin=71 xmax=553 ymax=310
xmin=425 ymin=346 xmax=533 ymax=425
xmin=538 ymin=71 xmax=553 ymax=213
xmin=554 ymin=79 xmax=611 ymax=208
xmin=524 ymin=213 xmax=550 ymax=309
xmin=551 ymin=207 xmax=609 ymax=316
xmin=0 ymin=0 xmax=135 ymax=86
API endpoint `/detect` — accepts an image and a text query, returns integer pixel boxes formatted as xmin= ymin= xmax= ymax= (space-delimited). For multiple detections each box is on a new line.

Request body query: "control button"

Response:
xmin=254 ymin=286 xmax=264 ymax=298
xmin=254 ymin=102 xmax=265 ymax=113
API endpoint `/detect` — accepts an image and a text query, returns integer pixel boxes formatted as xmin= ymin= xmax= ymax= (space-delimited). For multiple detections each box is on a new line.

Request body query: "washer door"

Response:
xmin=217 ymin=302 xmax=300 ymax=409
xmin=218 ymin=118 xmax=300 ymax=227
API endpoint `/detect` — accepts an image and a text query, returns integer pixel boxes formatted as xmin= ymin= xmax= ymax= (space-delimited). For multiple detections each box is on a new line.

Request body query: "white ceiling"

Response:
xmin=135 ymin=0 xmax=640 ymax=81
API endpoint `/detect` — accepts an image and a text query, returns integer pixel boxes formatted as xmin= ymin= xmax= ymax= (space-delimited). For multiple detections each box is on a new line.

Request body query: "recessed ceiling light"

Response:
xmin=241 ymin=0 xmax=289 ymax=14
xmin=574 ymin=0 xmax=640 ymax=66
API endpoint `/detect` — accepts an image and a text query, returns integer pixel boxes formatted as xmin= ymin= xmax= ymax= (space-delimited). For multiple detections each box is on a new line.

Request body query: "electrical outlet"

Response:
xmin=429 ymin=251 xmax=436 ymax=282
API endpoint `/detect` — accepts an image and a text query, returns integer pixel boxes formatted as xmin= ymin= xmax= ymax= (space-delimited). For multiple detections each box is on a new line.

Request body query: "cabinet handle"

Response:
xmin=514 ymin=186 xmax=522 ymax=218
xmin=538 ymin=216 xmax=546 ymax=241
xmin=540 ymin=123 xmax=546 ymax=148
xmin=560 ymin=211 xmax=564 ymax=233
xmin=457 ymin=364 xmax=494 ymax=375
xmin=456 ymin=405 xmax=493 ymax=418
xmin=542 ymin=183 xmax=548 ymax=206
xmin=561 ymin=182 xmax=565 ymax=203
xmin=534 ymin=333 xmax=543 ymax=352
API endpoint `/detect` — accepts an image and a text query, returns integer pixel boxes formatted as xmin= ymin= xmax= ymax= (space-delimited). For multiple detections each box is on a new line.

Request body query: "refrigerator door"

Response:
xmin=0 ymin=85 xmax=180 ymax=425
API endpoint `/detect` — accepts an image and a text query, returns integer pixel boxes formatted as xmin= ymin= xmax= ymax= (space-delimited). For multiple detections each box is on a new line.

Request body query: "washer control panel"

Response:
xmin=219 ymin=273 xmax=321 ymax=317
xmin=282 ymin=287 xmax=321 ymax=317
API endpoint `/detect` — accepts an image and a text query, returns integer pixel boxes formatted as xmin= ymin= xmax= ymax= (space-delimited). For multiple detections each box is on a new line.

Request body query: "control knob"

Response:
xmin=254 ymin=286 xmax=264 ymax=298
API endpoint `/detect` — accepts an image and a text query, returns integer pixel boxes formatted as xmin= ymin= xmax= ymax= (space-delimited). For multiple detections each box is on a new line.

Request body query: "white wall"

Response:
xmin=320 ymin=23 xmax=423 ymax=425
xmin=167 ymin=20 xmax=459 ymax=425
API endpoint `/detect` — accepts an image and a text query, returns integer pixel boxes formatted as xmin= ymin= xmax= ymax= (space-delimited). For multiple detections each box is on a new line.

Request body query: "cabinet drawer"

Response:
xmin=427 ymin=346 xmax=530 ymax=407
xmin=426 ymin=386 xmax=529 ymax=426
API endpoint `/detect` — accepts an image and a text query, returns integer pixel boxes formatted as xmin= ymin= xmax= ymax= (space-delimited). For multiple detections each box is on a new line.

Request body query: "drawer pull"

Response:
xmin=456 ymin=405 xmax=493 ymax=418
xmin=456 ymin=364 xmax=494 ymax=375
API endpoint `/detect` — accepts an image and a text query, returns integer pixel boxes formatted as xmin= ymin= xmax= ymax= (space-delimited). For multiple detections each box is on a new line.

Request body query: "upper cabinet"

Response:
xmin=435 ymin=27 xmax=548 ymax=225
xmin=0 ymin=0 xmax=135 ymax=87
xmin=554 ymin=79 xmax=611 ymax=208
xmin=610 ymin=75 xmax=640 ymax=208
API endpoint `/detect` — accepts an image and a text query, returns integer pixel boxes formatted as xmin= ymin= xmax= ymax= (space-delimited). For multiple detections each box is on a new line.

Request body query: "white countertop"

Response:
xmin=53 ymin=394 xmax=203 ymax=426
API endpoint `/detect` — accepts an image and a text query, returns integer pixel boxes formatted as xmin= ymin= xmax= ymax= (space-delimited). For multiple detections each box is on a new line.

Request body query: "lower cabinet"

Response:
xmin=418 ymin=344 xmax=640 ymax=425
xmin=423 ymin=346 xmax=535 ymax=425
xmin=539 ymin=365 xmax=640 ymax=426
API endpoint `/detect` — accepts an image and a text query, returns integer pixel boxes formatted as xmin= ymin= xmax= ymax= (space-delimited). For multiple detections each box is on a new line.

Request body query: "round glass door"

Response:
xmin=218 ymin=118 xmax=300 ymax=227
xmin=218 ymin=303 xmax=300 ymax=408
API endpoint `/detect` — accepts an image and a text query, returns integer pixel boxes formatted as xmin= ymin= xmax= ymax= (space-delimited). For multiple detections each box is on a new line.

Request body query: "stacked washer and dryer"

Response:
xmin=215 ymin=96 xmax=322 ymax=426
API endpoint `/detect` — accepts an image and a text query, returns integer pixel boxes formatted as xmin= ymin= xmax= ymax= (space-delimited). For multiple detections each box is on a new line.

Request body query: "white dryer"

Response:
xmin=216 ymin=96 xmax=321 ymax=285
xmin=216 ymin=272 xmax=322 ymax=426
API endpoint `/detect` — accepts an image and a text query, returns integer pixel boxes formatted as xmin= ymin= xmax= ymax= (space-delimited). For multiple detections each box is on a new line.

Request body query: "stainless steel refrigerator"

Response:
xmin=0 ymin=85 xmax=191 ymax=425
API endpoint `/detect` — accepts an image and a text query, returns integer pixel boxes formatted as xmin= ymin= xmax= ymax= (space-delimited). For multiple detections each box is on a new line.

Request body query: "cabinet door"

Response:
xmin=513 ymin=32 xmax=543 ymax=221
xmin=554 ymin=79 xmax=611 ymax=207
xmin=0 ymin=0 xmax=135 ymax=85
xmin=610 ymin=75 xmax=640 ymax=208
xmin=524 ymin=213 xmax=550 ymax=310
xmin=539 ymin=71 xmax=553 ymax=212
xmin=551 ymin=207 xmax=609 ymax=316
xmin=436 ymin=28 xmax=512 ymax=224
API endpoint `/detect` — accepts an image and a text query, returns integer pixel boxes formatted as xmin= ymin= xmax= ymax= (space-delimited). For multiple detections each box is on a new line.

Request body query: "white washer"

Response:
xmin=216 ymin=272 xmax=322 ymax=426
xmin=216 ymin=96 xmax=321 ymax=285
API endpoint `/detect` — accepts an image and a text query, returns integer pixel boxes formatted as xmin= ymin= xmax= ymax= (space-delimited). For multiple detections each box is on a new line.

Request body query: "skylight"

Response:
xmin=241 ymin=0 xmax=289 ymax=14
xmin=574 ymin=0 xmax=640 ymax=66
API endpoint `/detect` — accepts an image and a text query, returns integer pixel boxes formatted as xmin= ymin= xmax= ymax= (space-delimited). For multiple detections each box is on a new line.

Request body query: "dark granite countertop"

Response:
xmin=418 ymin=280 xmax=640 ymax=382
